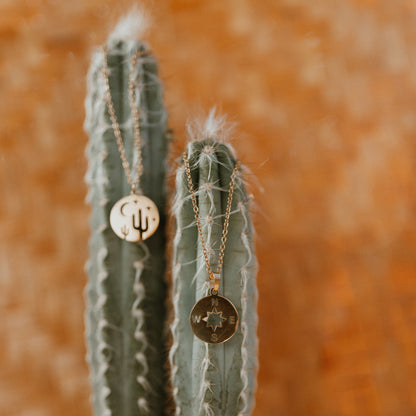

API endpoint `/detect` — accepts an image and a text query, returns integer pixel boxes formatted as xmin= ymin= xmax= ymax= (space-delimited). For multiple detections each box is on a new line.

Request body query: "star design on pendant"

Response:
xmin=202 ymin=307 xmax=227 ymax=332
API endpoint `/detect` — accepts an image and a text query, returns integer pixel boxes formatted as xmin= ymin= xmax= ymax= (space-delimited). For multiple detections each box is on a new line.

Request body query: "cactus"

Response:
xmin=170 ymin=111 xmax=259 ymax=416
xmin=84 ymin=12 xmax=169 ymax=416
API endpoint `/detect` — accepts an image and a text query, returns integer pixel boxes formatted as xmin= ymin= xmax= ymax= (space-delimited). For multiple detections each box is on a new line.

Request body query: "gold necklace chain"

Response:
xmin=183 ymin=152 xmax=240 ymax=294
xmin=101 ymin=47 xmax=148 ymax=194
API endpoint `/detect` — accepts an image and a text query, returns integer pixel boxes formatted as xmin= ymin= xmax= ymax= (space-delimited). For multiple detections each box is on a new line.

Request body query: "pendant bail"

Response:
xmin=209 ymin=272 xmax=220 ymax=295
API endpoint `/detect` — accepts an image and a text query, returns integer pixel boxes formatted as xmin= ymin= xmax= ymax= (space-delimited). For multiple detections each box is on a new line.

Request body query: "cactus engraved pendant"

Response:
xmin=110 ymin=194 xmax=159 ymax=242
xmin=190 ymin=294 xmax=239 ymax=344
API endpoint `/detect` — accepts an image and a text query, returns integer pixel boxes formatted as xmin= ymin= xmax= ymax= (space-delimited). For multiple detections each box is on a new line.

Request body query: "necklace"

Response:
xmin=101 ymin=47 xmax=160 ymax=242
xmin=183 ymin=152 xmax=240 ymax=344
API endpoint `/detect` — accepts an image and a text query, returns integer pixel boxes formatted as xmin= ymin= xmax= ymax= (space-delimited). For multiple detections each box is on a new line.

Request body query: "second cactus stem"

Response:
xmin=170 ymin=126 xmax=258 ymax=416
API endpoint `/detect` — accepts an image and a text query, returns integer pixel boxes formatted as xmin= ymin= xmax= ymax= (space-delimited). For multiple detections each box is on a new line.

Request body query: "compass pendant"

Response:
xmin=190 ymin=294 xmax=239 ymax=344
xmin=109 ymin=194 xmax=159 ymax=242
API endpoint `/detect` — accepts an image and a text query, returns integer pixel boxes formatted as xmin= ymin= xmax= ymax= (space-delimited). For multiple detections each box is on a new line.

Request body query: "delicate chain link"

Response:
xmin=101 ymin=47 xmax=148 ymax=194
xmin=183 ymin=152 xmax=240 ymax=291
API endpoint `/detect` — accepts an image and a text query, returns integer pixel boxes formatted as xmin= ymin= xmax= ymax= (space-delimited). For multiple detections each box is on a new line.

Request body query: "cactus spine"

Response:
xmin=170 ymin=112 xmax=258 ymax=416
xmin=84 ymin=15 xmax=169 ymax=416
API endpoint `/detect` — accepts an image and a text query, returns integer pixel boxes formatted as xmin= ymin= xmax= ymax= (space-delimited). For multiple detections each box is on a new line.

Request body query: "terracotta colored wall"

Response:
xmin=2 ymin=1 xmax=416 ymax=415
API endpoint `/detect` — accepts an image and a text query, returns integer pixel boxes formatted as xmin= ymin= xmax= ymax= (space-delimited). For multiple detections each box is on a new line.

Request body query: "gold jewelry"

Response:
xmin=183 ymin=152 xmax=240 ymax=344
xmin=102 ymin=47 xmax=159 ymax=242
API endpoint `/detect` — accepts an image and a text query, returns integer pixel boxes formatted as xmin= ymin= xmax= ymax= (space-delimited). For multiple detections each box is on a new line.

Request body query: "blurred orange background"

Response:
xmin=2 ymin=1 xmax=416 ymax=415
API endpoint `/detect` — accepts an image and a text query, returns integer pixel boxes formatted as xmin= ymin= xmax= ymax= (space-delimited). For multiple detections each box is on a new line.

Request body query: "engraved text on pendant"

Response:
xmin=109 ymin=194 xmax=159 ymax=242
xmin=190 ymin=294 xmax=239 ymax=344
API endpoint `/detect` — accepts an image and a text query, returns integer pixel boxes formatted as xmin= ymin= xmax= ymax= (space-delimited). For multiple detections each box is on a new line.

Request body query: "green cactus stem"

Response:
xmin=84 ymin=13 xmax=169 ymax=416
xmin=169 ymin=111 xmax=258 ymax=416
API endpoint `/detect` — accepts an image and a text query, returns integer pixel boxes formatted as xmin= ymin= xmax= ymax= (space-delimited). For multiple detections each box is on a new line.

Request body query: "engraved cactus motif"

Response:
xmin=120 ymin=224 xmax=130 ymax=238
xmin=133 ymin=208 xmax=149 ymax=239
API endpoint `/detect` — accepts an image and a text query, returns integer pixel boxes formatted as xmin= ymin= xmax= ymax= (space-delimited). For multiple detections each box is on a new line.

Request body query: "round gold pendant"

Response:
xmin=190 ymin=294 xmax=239 ymax=344
xmin=109 ymin=194 xmax=159 ymax=242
